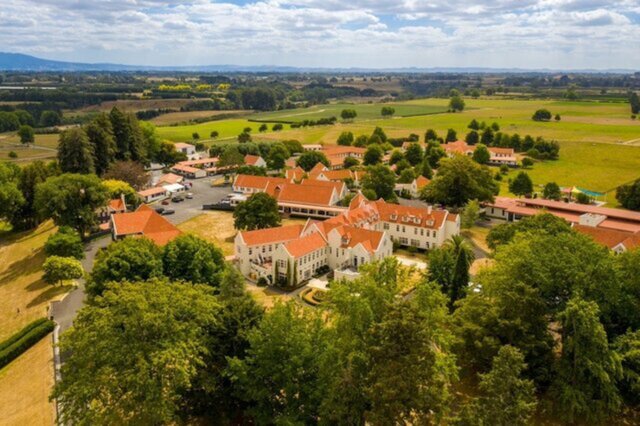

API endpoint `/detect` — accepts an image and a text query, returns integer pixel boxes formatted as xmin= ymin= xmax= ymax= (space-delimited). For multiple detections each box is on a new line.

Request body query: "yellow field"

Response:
xmin=0 ymin=222 xmax=73 ymax=341
xmin=0 ymin=336 xmax=56 ymax=426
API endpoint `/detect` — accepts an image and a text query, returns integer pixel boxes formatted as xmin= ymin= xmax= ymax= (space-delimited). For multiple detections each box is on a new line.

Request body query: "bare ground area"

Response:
xmin=0 ymin=335 xmax=56 ymax=426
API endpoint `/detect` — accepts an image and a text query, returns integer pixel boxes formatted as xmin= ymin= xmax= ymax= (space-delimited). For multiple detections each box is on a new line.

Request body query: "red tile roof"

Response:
xmin=108 ymin=198 xmax=126 ymax=212
xmin=157 ymin=173 xmax=183 ymax=185
xmin=234 ymin=175 xmax=288 ymax=191
xmin=239 ymin=224 xmax=304 ymax=246
xmin=283 ymin=232 xmax=327 ymax=258
xmin=273 ymin=184 xmax=336 ymax=207
xmin=318 ymin=169 xmax=354 ymax=181
xmin=138 ymin=187 xmax=169 ymax=197
xmin=322 ymin=146 xmax=366 ymax=156
xmin=488 ymin=147 xmax=515 ymax=155
xmin=573 ymin=225 xmax=638 ymax=250
xmin=111 ymin=204 xmax=182 ymax=246
xmin=332 ymin=225 xmax=383 ymax=254
xmin=373 ymin=200 xmax=448 ymax=229
xmin=171 ymin=164 xmax=201 ymax=173
xmin=415 ymin=176 xmax=431 ymax=189
xmin=286 ymin=167 xmax=306 ymax=181
xmin=443 ymin=140 xmax=473 ymax=155
xmin=244 ymin=155 xmax=264 ymax=166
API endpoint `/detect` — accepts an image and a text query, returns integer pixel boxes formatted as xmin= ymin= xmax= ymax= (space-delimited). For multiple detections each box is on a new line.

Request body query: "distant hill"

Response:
xmin=0 ymin=52 xmax=636 ymax=74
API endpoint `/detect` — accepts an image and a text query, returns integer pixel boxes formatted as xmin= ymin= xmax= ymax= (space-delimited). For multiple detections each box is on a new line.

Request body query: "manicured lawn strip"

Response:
xmin=155 ymin=119 xmax=287 ymax=142
xmin=0 ymin=318 xmax=54 ymax=369
xmin=0 ymin=318 xmax=50 ymax=352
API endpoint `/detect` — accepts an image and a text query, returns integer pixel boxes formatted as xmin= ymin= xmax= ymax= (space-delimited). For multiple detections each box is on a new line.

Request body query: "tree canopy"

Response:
xmin=233 ymin=192 xmax=281 ymax=231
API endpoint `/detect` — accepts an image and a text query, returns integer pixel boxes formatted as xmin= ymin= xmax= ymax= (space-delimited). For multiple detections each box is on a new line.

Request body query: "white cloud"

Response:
xmin=0 ymin=0 xmax=638 ymax=68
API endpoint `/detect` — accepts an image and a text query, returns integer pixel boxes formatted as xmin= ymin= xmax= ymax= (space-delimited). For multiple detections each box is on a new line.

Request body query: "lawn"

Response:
xmin=177 ymin=211 xmax=307 ymax=256
xmin=248 ymin=101 xmax=448 ymax=122
xmin=150 ymin=110 xmax=249 ymax=126
xmin=0 ymin=221 xmax=74 ymax=341
xmin=0 ymin=133 xmax=58 ymax=163
xmin=0 ymin=335 xmax=56 ymax=426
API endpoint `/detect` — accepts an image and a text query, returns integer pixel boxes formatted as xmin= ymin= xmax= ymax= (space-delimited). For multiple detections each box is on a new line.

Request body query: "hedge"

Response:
xmin=0 ymin=318 xmax=55 ymax=369
xmin=0 ymin=318 xmax=50 ymax=352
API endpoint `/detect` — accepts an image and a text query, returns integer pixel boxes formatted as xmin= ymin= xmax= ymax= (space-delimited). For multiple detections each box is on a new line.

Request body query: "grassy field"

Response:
xmin=0 ymin=221 xmax=74 ymax=341
xmin=156 ymin=119 xmax=288 ymax=142
xmin=248 ymin=101 xmax=448 ymax=122
xmin=177 ymin=211 xmax=307 ymax=256
xmin=0 ymin=133 xmax=58 ymax=163
xmin=0 ymin=335 xmax=56 ymax=426
xmin=150 ymin=110 xmax=249 ymax=126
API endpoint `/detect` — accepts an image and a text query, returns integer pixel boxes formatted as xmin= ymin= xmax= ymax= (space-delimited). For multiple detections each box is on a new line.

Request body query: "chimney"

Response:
xmin=120 ymin=193 xmax=127 ymax=212
xmin=427 ymin=205 xmax=432 ymax=214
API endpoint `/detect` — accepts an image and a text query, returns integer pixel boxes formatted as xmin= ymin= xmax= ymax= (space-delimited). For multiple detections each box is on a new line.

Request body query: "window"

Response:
xmin=399 ymin=237 xmax=408 ymax=245
xmin=249 ymin=248 xmax=253 ymax=255
xmin=396 ymin=225 xmax=400 ymax=231
xmin=383 ymin=223 xmax=389 ymax=230
xmin=262 ymin=246 xmax=266 ymax=253
xmin=411 ymin=239 xmax=420 ymax=247
xmin=420 ymin=229 xmax=424 ymax=236
xmin=402 ymin=226 xmax=406 ymax=233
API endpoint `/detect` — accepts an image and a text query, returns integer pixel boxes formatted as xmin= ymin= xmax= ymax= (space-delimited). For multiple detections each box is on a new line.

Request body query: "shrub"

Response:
xmin=45 ymin=226 xmax=84 ymax=259
xmin=532 ymin=109 xmax=552 ymax=121
xmin=0 ymin=319 xmax=54 ymax=369
xmin=8 ymin=151 xmax=17 ymax=158
xmin=257 ymin=276 xmax=268 ymax=287
xmin=43 ymin=256 xmax=84 ymax=285
xmin=575 ymin=192 xmax=592 ymax=205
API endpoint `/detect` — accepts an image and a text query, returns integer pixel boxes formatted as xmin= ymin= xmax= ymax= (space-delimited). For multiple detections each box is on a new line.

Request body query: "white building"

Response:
xmin=174 ymin=143 xmax=198 ymax=160
xmin=234 ymin=192 xmax=459 ymax=284
xmin=137 ymin=187 xmax=170 ymax=203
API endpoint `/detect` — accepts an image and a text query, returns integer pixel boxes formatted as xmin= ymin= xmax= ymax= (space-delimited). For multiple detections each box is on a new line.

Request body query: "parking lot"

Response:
xmin=150 ymin=175 xmax=233 ymax=226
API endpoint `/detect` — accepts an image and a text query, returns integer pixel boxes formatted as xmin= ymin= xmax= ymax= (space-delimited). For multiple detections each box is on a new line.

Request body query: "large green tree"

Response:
xmin=34 ymin=173 xmax=108 ymax=237
xmin=551 ymin=299 xmax=622 ymax=423
xmin=0 ymin=163 xmax=25 ymax=225
xmin=616 ymin=179 xmax=640 ymax=211
xmin=88 ymin=237 xmax=163 ymax=297
xmin=44 ymin=226 xmax=84 ymax=259
xmin=52 ymin=280 xmax=221 ymax=425
xmin=422 ymin=155 xmax=497 ymax=207
xmin=361 ymin=164 xmax=397 ymax=201
xmin=296 ymin=151 xmax=330 ymax=171
xmin=57 ymin=128 xmax=95 ymax=174
xmin=474 ymin=345 xmax=538 ymax=426
xmin=233 ymin=192 xmax=281 ymax=231
xmin=509 ymin=171 xmax=533 ymax=196
xmin=228 ymin=302 xmax=330 ymax=424
xmin=85 ymin=113 xmax=116 ymax=176
xmin=12 ymin=160 xmax=58 ymax=230
xmin=162 ymin=234 xmax=226 ymax=287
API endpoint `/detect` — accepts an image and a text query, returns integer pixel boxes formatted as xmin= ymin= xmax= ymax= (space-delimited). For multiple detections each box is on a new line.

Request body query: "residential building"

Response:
xmin=303 ymin=144 xmax=323 ymax=151
xmin=156 ymin=172 xmax=184 ymax=186
xmin=138 ymin=187 xmax=170 ymax=203
xmin=442 ymin=141 xmax=518 ymax=167
xmin=170 ymin=163 xmax=207 ymax=179
xmin=395 ymin=176 xmax=431 ymax=198
xmin=174 ymin=142 xmax=198 ymax=160
xmin=485 ymin=196 xmax=640 ymax=233
xmin=110 ymin=204 xmax=182 ymax=246
xmin=244 ymin=154 xmax=267 ymax=168
xmin=285 ymin=166 xmax=306 ymax=182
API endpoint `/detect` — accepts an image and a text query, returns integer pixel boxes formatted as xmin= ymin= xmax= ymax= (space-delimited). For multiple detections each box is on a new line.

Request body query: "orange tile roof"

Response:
xmin=332 ymin=225 xmax=384 ymax=254
xmin=234 ymin=175 xmax=288 ymax=191
xmin=179 ymin=157 xmax=218 ymax=167
xmin=318 ymin=169 xmax=353 ymax=181
xmin=108 ymin=198 xmax=126 ymax=212
xmin=286 ymin=167 xmax=306 ymax=181
xmin=488 ymin=147 xmax=515 ymax=155
xmin=274 ymin=184 xmax=336 ymax=207
xmin=322 ymin=146 xmax=366 ymax=156
xmin=309 ymin=162 xmax=329 ymax=176
xmin=348 ymin=193 xmax=368 ymax=210
xmin=172 ymin=164 xmax=201 ymax=173
xmin=443 ymin=140 xmax=473 ymax=155
xmin=373 ymin=200 xmax=447 ymax=229
xmin=111 ymin=204 xmax=182 ymax=246
xmin=300 ymin=179 xmax=345 ymax=194
xmin=283 ymin=232 xmax=327 ymax=258
xmin=573 ymin=225 xmax=637 ymax=249
xmin=239 ymin=224 xmax=304 ymax=246
xmin=244 ymin=155 xmax=264 ymax=166
xmin=415 ymin=176 xmax=431 ymax=189
xmin=138 ymin=187 xmax=169 ymax=197
xmin=157 ymin=173 xmax=183 ymax=185
xmin=174 ymin=142 xmax=195 ymax=149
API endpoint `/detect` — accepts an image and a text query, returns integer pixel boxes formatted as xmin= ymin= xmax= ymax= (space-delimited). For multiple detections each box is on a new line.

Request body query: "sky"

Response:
xmin=1 ymin=0 xmax=640 ymax=69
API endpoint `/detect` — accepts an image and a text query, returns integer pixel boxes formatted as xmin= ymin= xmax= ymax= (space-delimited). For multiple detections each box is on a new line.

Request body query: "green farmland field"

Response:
xmin=248 ymin=102 xmax=449 ymax=122
xmin=149 ymin=97 xmax=640 ymax=204
xmin=155 ymin=119 xmax=289 ymax=142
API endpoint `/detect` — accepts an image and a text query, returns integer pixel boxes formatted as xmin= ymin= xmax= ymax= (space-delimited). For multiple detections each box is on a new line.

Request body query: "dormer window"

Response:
xmin=427 ymin=220 xmax=434 ymax=226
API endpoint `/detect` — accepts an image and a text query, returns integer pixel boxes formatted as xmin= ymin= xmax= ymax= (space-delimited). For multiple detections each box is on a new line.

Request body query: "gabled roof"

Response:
xmin=373 ymin=199 xmax=448 ymax=229
xmin=111 ymin=204 xmax=182 ymax=246
xmin=488 ymin=147 xmax=515 ymax=155
xmin=300 ymin=179 xmax=345 ymax=194
xmin=138 ymin=187 xmax=169 ymax=197
xmin=233 ymin=175 xmax=288 ymax=191
xmin=157 ymin=173 xmax=183 ymax=185
xmin=318 ymin=169 xmax=354 ymax=181
xmin=174 ymin=142 xmax=195 ymax=149
xmin=415 ymin=176 xmax=431 ymax=189
xmin=239 ymin=224 xmax=304 ymax=246
xmin=171 ymin=164 xmax=201 ymax=173
xmin=330 ymin=225 xmax=384 ymax=254
xmin=322 ymin=146 xmax=366 ymax=156
xmin=573 ymin=225 xmax=639 ymax=250
xmin=274 ymin=184 xmax=337 ymax=207
xmin=309 ymin=162 xmax=329 ymax=177
xmin=283 ymin=232 xmax=327 ymax=258
xmin=244 ymin=154 xmax=265 ymax=166
xmin=286 ymin=167 xmax=306 ymax=181
xmin=443 ymin=140 xmax=473 ymax=154
xmin=108 ymin=198 xmax=126 ymax=212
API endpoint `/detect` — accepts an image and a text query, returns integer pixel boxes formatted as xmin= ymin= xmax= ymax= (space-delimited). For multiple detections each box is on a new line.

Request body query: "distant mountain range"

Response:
xmin=0 ymin=52 xmax=637 ymax=74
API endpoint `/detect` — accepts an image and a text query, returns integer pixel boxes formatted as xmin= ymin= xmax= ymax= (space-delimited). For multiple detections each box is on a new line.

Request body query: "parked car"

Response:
xmin=155 ymin=207 xmax=165 ymax=214
xmin=161 ymin=199 xmax=170 ymax=205
xmin=161 ymin=209 xmax=175 ymax=215
xmin=172 ymin=196 xmax=184 ymax=202
xmin=186 ymin=193 xmax=194 ymax=199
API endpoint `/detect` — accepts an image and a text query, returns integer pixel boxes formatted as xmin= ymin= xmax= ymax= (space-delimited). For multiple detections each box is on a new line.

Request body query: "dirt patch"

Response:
xmin=245 ymin=285 xmax=292 ymax=309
